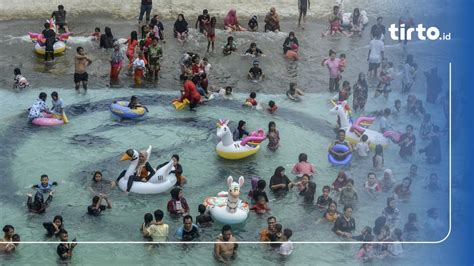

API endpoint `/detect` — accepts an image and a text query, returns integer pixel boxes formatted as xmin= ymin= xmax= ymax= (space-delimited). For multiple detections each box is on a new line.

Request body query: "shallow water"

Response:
xmin=0 ymin=12 xmax=452 ymax=266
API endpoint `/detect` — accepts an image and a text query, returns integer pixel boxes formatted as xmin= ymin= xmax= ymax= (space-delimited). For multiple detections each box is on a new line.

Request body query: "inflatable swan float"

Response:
xmin=216 ymin=119 xmax=262 ymax=160
xmin=119 ymin=146 xmax=176 ymax=194
xmin=204 ymin=176 xmax=250 ymax=225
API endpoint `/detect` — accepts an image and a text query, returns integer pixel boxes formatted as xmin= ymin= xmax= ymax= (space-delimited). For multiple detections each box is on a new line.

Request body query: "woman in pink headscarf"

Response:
xmin=224 ymin=9 xmax=247 ymax=31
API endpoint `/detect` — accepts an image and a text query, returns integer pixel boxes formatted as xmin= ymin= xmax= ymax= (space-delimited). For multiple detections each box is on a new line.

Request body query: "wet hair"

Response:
xmin=274 ymin=223 xmax=283 ymax=232
xmin=322 ymin=185 xmax=331 ymax=192
xmin=257 ymin=179 xmax=266 ymax=190
xmin=328 ymin=201 xmax=337 ymax=210
xmin=225 ymin=86 xmax=233 ymax=93
xmin=3 ymin=225 xmax=14 ymax=233
xmin=104 ymin=27 xmax=113 ymax=38
xmin=227 ymin=36 xmax=234 ymax=43
xmin=58 ymin=229 xmax=68 ymax=237
xmin=222 ymin=224 xmax=232 ymax=233
xmin=172 ymin=154 xmax=180 ymax=162
xmin=198 ymin=204 xmax=206 ymax=214
xmin=53 ymin=215 xmax=63 ymax=224
xmin=203 ymin=9 xmax=208 ymax=14
xmin=402 ymin=177 xmax=412 ymax=189
xmin=367 ymin=172 xmax=376 ymax=179
xmin=33 ymin=191 xmax=45 ymax=210
xmin=130 ymin=95 xmax=138 ymax=102
xmin=337 ymin=129 xmax=346 ymax=135
xmin=342 ymin=80 xmax=350 ymax=88
xmin=329 ymin=49 xmax=336 ymax=56
xmin=51 ymin=91 xmax=58 ymax=98
xmin=339 ymin=53 xmax=346 ymax=59
xmin=289 ymin=31 xmax=295 ymax=38
xmin=183 ymin=215 xmax=193 ymax=223
xmin=386 ymin=197 xmax=396 ymax=208
xmin=268 ymin=100 xmax=275 ymax=107
xmin=130 ymin=31 xmax=138 ymax=41
xmin=373 ymin=216 xmax=386 ymax=235
xmin=237 ymin=120 xmax=246 ymax=130
xmin=39 ymin=92 xmax=47 ymax=101
xmin=95 ymin=27 xmax=100 ymax=32
xmin=408 ymin=212 xmax=417 ymax=223
xmin=41 ymin=174 xmax=49 ymax=180
xmin=346 ymin=178 xmax=354 ymax=185
xmin=250 ymin=92 xmax=256 ymax=98
xmin=58 ymin=5 xmax=64 ymax=10
xmin=373 ymin=144 xmax=384 ymax=168
xmin=154 ymin=209 xmax=164 ymax=221
xmin=298 ymin=153 xmax=308 ymax=162
xmin=92 ymin=171 xmax=102 ymax=182
xmin=268 ymin=121 xmax=276 ymax=132
xmin=343 ymin=205 xmax=353 ymax=212
xmin=210 ymin=17 xmax=217 ymax=25
xmin=12 ymin=234 xmax=20 ymax=243
xmin=283 ymin=228 xmax=293 ymax=239
xmin=76 ymin=46 xmax=84 ymax=53
xmin=144 ymin=213 xmax=153 ymax=225
xmin=361 ymin=134 xmax=368 ymax=142
xmin=267 ymin=216 xmax=276 ymax=222
xmin=383 ymin=108 xmax=391 ymax=116
xmin=170 ymin=187 xmax=182 ymax=200
xmin=289 ymin=82 xmax=296 ymax=90
xmin=272 ymin=166 xmax=285 ymax=178
xmin=392 ymin=228 xmax=403 ymax=241
xmin=14 ymin=68 xmax=21 ymax=75
xmin=177 ymin=13 xmax=186 ymax=22
xmin=250 ymin=42 xmax=257 ymax=48
xmin=44 ymin=22 xmax=50 ymax=29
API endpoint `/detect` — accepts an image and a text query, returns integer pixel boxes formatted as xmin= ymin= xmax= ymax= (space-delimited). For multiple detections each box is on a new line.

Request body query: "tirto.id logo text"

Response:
xmin=388 ymin=24 xmax=451 ymax=41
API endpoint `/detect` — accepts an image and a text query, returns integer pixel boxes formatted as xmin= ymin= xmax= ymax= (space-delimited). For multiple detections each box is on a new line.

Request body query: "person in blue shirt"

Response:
xmin=32 ymin=174 xmax=58 ymax=194
xmin=175 ymin=215 xmax=200 ymax=241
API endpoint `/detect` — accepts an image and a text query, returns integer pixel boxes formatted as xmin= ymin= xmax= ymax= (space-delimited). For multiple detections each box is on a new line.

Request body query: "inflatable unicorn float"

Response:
xmin=118 ymin=146 xmax=176 ymax=194
xmin=204 ymin=176 xmax=250 ymax=224
xmin=215 ymin=119 xmax=266 ymax=160
xmin=28 ymin=18 xmax=72 ymax=55
xmin=330 ymin=101 xmax=393 ymax=149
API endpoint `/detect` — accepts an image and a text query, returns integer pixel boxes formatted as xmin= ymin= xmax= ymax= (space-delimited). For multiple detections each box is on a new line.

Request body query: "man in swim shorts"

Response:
xmin=214 ymin=225 xmax=238 ymax=263
xmin=74 ymin=47 xmax=92 ymax=92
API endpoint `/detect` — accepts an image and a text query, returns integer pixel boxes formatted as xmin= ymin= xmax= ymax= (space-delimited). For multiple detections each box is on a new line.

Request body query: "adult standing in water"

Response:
xmin=214 ymin=225 xmax=238 ymax=263
xmin=42 ymin=22 xmax=56 ymax=62
xmin=138 ymin=0 xmax=153 ymax=25
xmin=298 ymin=0 xmax=310 ymax=30
xmin=74 ymin=47 xmax=92 ymax=92
xmin=264 ymin=7 xmax=280 ymax=32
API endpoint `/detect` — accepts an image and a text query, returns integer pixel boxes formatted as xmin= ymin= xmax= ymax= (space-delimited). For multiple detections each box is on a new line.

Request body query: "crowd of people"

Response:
xmin=4 ymin=0 xmax=449 ymax=264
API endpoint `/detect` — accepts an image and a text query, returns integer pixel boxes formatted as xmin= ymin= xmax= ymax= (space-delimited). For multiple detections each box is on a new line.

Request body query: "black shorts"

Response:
xmin=74 ymin=72 xmax=88 ymax=83
xmin=299 ymin=7 xmax=307 ymax=16
xmin=368 ymin=63 xmax=380 ymax=71
xmin=57 ymin=22 xmax=66 ymax=28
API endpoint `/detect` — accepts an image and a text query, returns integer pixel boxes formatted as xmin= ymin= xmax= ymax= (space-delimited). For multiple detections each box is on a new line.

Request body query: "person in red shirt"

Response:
xmin=180 ymin=76 xmax=201 ymax=111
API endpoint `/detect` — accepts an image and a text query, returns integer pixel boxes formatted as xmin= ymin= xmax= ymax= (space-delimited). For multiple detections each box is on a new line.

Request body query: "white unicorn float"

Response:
xmin=118 ymin=146 xmax=177 ymax=194
xmin=215 ymin=119 xmax=262 ymax=160
xmin=204 ymin=176 xmax=250 ymax=225
xmin=330 ymin=102 xmax=389 ymax=149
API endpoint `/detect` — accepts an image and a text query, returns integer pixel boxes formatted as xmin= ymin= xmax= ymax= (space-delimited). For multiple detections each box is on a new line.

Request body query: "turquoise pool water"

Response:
xmin=0 ymin=86 xmax=449 ymax=265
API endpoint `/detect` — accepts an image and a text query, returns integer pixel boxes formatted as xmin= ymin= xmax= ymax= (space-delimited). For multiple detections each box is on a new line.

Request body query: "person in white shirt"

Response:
xmin=279 ymin=228 xmax=293 ymax=256
xmin=355 ymin=134 xmax=370 ymax=157
xmin=28 ymin=92 xmax=51 ymax=123
xmin=367 ymin=33 xmax=384 ymax=78
xmin=379 ymin=108 xmax=391 ymax=133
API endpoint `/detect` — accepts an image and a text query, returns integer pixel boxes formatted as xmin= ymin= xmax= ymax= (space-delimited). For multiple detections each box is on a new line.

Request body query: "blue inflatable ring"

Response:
xmin=110 ymin=101 xmax=147 ymax=119
xmin=328 ymin=144 xmax=352 ymax=165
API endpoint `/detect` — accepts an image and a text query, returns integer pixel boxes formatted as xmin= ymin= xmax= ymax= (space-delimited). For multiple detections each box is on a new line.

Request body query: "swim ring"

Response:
xmin=31 ymin=113 xmax=65 ymax=126
xmin=34 ymin=42 xmax=66 ymax=55
xmin=110 ymin=101 xmax=147 ymax=119
xmin=118 ymin=146 xmax=177 ymax=194
xmin=172 ymin=98 xmax=190 ymax=111
xmin=216 ymin=119 xmax=260 ymax=160
xmin=204 ymin=176 xmax=249 ymax=225
xmin=328 ymin=144 xmax=352 ymax=165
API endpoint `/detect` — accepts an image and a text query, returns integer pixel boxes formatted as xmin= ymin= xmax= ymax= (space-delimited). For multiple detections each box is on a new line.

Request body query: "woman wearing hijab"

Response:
xmin=27 ymin=191 xmax=54 ymax=214
xmin=224 ymin=9 xmax=246 ymax=31
xmin=100 ymin=27 xmax=115 ymax=49
xmin=116 ymin=150 xmax=156 ymax=193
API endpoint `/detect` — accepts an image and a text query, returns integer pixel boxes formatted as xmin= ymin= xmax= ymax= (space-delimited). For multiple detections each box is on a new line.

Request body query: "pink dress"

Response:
xmin=292 ymin=162 xmax=315 ymax=177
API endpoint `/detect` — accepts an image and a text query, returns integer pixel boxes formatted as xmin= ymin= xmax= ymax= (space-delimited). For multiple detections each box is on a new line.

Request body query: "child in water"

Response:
xmin=13 ymin=68 xmax=29 ymax=89
xmin=267 ymin=121 xmax=280 ymax=151
xmin=91 ymin=27 xmax=100 ymax=42
xmin=267 ymin=100 xmax=278 ymax=114
xmin=248 ymin=16 xmax=258 ymax=32
xmin=32 ymin=174 xmax=58 ymax=194
xmin=50 ymin=91 xmax=64 ymax=116
xmin=244 ymin=92 xmax=258 ymax=107
xmin=364 ymin=172 xmax=381 ymax=197
xmin=287 ymin=82 xmax=304 ymax=101
xmin=338 ymin=53 xmax=346 ymax=79
xmin=316 ymin=186 xmax=333 ymax=209
xmin=223 ymin=36 xmax=237 ymax=55
xmin=355 ymin=134 xmax=370 ymax=157
xmin=196 ymin=204 xmax=213 ymax=227
xmin=247 ymin=60 xmax=265 ymax=81
xmin=382 ymin=197 xmax=400 ymax=228
xmin=251 ymin=195 xmax=271 ymax=214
